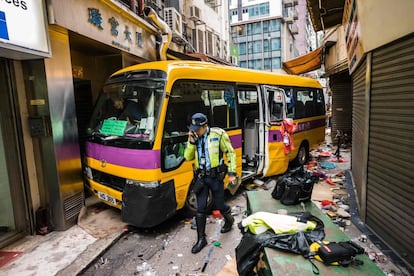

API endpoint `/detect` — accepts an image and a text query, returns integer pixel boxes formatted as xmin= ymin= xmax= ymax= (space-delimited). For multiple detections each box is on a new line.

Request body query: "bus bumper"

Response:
xmin=121 ymin=179 xmax=177 ymax=228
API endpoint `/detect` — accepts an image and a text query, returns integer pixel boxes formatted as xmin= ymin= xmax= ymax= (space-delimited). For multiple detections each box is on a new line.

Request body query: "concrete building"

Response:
xmin=165 ymin=0 xmax=231 ymax=63
xmin=307 ymin=0 xmax=414 ymax=270
xmin=229 ymin=0 xmax=316 ymax=73
xmin=0 ymin=0 xmax=231 ymax=249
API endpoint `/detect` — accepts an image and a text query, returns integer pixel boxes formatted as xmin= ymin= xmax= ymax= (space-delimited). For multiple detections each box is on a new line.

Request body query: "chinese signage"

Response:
xmin=343 ymin=0 xmax=363 ymax=74
xmin=87 ymin=8 xmax=142 ymax=51
xmin=50 ymin=0 xmax=155 ymax=60
xmin=0 ymin=0 xmax=49 ymax=56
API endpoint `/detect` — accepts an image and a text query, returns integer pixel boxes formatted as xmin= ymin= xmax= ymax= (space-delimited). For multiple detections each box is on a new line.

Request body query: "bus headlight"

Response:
xmin=84 ymin=166 xmax=93 ymax=179
xmin=126 ymin=179 xmax=160 ymax=188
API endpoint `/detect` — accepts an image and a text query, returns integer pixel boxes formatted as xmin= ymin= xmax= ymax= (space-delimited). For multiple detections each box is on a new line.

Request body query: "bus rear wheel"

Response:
xmin=294 ymin=143 xmax=309 ymax=166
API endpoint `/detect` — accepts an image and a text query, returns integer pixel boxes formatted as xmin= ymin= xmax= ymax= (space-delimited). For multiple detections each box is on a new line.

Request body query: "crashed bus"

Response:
xmin=83 ymin=60 xmax=325 ymax=227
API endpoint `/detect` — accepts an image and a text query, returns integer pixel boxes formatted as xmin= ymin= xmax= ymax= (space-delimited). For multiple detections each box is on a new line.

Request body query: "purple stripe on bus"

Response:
xmin=268 ymin=118 xmax=325 ymax=142
xmin=229 ymin=134 xmax=242 ymax=148
xmin=86 ymin=142 xmax=160 ymax=169
xmin=269 ymin=130 xmax=283 ymax=142
xmin=295 ymin=118 xmax=325 ymax=133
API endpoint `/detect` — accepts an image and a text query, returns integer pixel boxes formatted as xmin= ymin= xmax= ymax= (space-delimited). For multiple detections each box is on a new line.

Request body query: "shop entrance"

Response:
xmin=0 ymin=59 xmax=30 ymax=247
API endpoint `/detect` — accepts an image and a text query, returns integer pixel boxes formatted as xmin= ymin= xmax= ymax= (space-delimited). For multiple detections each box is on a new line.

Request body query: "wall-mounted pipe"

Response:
xmin=144 ymin=7 xmax=172 ymax=61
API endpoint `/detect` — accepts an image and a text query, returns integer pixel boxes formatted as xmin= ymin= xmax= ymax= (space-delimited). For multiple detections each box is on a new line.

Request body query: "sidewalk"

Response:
xmin=0 ymin=197 xmax=125 ymax=276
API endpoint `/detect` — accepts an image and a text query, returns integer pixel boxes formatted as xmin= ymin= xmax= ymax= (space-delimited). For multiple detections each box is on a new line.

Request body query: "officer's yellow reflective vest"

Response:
xmin=184 ymin=127 xmax=236 ymax=175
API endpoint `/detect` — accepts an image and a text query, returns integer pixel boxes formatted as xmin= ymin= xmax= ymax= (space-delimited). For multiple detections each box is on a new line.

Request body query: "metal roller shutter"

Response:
xmin=351 ymin=57 xmax=367 ymax=212
xmin=368 ymin=34 xmax=414 ymax=267
xmin=330 ymin=72 xmax=352 ymax=141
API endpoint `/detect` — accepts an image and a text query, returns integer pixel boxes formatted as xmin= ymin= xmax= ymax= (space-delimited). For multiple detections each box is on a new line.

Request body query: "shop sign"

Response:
xmin=50 ymin=0 xmax=155 ymax=60
xmin=343 ymin=0 xmax=363 ymax=74
xmin=0 ymin=0 xmax=49 ymax=56
xmin=87 ymin=7 xmax=143 ymax=52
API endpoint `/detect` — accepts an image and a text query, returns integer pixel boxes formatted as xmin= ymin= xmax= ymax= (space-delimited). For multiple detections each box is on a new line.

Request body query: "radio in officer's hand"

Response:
xmin=191 ymin=131 xmax=199 ymax=143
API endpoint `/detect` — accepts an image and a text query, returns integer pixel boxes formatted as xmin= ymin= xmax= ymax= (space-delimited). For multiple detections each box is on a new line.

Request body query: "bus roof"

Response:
xmin=112 ymin=60 xmax=322 ymax=89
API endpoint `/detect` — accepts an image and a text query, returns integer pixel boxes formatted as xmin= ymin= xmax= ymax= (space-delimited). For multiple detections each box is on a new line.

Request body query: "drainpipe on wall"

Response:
xmin=144 ymin=7 xmax=172 ymax=61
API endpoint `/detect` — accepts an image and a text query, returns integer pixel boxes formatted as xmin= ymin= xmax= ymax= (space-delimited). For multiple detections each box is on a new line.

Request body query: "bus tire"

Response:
xmin=294 ymin=142 xmax=309 ymax=166
xmin=181 ymin=187 xmax=214 ymax=218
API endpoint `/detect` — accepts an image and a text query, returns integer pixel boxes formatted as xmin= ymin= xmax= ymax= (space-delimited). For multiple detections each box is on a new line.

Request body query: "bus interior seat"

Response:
xmin=315 ymin=102 xmax=324 ymax=115
xmin=295 ymin=101 xmax=305 ymax=119
xmin=213 ymin=105 xmax=235 ymax=129
xmin=305 ymin=101 xmax=315 ymax=117
xmin=243 ymin=110 xmax=259 ymax=162
xmin=244 ymin=110 xmax=259 ymax=128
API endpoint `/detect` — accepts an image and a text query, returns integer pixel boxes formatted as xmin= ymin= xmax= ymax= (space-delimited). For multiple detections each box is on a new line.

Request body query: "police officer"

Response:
xmin=184 ymin=113 xmax=237 ymax=254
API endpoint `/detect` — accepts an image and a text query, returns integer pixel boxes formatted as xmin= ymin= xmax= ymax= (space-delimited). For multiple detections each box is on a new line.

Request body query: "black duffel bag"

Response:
xmin=272 ymin=166 xmax=318 ymax=205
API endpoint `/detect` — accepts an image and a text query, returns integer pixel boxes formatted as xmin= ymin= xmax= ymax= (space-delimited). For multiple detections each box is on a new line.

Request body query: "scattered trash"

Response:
xmin=325 ymin=178 xmax=336 ymax=185
xmin=201 ymin=218 xmax=222 ymax=272
xmin=98 ymin=257 xmax=107 ymax=265
xmin=253 ymin=179 xmax=265 ymax=186
xmin=320 ymin=162 xmax=336 ymax=169
xmin=336 ymin=208 xmax=350 ymax=218
xmin=136 ymin=261 xmax=150 ymax=272
xmin=359 ymin=234 xmax=367 ymax=243
xmin=329 ymin=157 xmax=348 ymax=163
xmin=277 ymin=209 xmax=287 ymax=215
xmin=231 ymin=205 xmax=242 ymax=216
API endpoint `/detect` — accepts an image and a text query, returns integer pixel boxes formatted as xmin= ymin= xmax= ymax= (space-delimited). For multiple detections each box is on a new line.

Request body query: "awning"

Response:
xmin=306 ymin=0 xmax=345 ymax=32
xmin=282 ymin=47 xmax=323 ymax=75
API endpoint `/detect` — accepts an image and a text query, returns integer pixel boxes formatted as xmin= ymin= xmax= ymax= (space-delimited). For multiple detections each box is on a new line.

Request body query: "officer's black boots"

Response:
xmin=191 ymin=213 xmax=207 ymax=254
xmin=221 ymin=208 xmax=234 ymax=233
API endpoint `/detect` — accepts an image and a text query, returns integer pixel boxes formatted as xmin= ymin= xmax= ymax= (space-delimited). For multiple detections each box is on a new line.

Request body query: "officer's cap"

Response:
xmin=188 ymin=113 xmax=208 ymax=131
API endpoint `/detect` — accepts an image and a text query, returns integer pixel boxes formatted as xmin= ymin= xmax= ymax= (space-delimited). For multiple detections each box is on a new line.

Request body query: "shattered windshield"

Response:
xmin=87 ymin=80 xmax=165 ymax=147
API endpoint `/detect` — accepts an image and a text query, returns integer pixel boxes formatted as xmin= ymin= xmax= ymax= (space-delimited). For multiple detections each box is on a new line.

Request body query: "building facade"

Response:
xmin=308 ymin=0 xmax=414 ymax=270
xmin=0 ymin=0 xmax=51 ymax=247
xmin=0 ymin=0 xmax=233 ymax=248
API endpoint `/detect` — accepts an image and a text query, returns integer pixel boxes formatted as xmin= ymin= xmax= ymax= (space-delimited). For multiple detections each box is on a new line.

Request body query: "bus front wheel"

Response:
xmin=182 ymin=186 xmax=214 ymax=217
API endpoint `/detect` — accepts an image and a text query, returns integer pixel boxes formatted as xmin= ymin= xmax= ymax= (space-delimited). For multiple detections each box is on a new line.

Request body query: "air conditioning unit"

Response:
xmin=164 ymin=7 xmax=183 ymax=36
xmin=290 ymin=23 xmax=299 ymax=34
xmin=190 ymin=5 xmax=201 ymax=21
xmin=283 ymin=0 xmax=298 ymax=7
xmin=285 ymin=9 xmax=298 ymax=23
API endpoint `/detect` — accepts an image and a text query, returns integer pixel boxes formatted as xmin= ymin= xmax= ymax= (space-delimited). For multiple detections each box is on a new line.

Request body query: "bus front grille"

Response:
xmin=92 ymin=169 xmax=125 ymax=192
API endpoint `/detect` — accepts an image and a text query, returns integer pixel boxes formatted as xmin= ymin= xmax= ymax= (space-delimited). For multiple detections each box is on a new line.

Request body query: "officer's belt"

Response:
xmin=197 ymin=167 xmax=219 ymax=177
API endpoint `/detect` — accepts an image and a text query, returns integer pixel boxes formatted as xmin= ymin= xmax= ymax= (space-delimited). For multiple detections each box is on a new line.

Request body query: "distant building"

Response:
xmin=229 ymin=0 xmax=316 ymax=73
xmin=164 ymin=0 xmax=231 ymax=63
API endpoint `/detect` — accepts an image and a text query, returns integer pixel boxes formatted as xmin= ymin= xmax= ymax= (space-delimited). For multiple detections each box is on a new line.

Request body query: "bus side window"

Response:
xmin=285 ymin=88 xmax=295 ymax=118
xmin=211 ymin=87 xmax=237 ymax=129
xmin=270 ymin=91 xmax=283 ymax=121
xmin=315 ymin=89 xmax=325 ymax=115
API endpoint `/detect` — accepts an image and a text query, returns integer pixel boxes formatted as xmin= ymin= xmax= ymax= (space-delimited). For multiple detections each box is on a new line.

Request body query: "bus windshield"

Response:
xmin=86 ymin=80 xmax=165 ymax=148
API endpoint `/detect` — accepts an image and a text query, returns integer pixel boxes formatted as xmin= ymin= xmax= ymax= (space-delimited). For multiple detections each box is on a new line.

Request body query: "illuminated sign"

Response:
xmin=0 ymin=10 xmax=9 ymax=40
xmin=0 ymin=0 xmax=49 ymax=55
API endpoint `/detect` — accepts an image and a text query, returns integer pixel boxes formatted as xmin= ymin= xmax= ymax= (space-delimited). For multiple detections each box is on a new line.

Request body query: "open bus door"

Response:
xmin=262 ymin=86 xmax=289 ymax=177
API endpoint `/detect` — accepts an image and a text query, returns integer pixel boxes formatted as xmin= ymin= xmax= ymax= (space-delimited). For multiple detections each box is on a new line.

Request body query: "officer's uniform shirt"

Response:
xmin=196 ymin=129 xmax=211 ymax=170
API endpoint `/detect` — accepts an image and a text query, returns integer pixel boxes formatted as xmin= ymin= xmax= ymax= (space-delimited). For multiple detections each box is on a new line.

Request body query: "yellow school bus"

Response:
xmin=83 ymin=60 xmax=325 ymax=227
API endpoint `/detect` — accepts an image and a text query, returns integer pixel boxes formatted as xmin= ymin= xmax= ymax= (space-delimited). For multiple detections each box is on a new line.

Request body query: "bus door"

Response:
xmin=262 ymin=86 xmax=290 ymax=176
xmin=236 ymin=85 xmax=265 ymax=181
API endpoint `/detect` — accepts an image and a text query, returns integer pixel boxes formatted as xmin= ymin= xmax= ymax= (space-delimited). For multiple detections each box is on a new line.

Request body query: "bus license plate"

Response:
xmin=98 ymin=191 xmax=116 ymax=205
